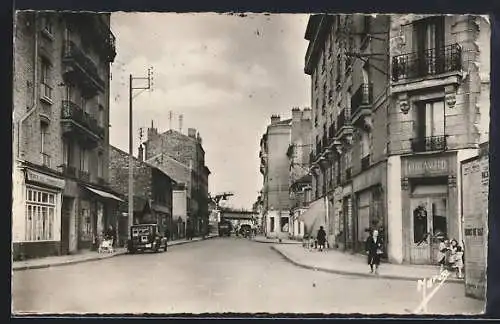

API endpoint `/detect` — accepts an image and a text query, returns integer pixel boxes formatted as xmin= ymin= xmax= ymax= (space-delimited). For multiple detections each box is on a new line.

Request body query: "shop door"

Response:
xmin=61 ymin=198 xmax=71 ymax=255
xmin=409 ymin=195 xmax=448 ymax=264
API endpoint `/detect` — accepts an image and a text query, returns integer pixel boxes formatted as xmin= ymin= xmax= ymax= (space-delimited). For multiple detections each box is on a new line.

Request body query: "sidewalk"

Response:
xmin=12 ymin=234 xmax=218 ymax=271
xmin=252 ymin=235 xmax=302 ymax=245
xmin=271 ymin=244 xmax=464 ymax=284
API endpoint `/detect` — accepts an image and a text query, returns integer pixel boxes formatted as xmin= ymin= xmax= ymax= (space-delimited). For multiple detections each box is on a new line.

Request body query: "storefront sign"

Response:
xmin=26 ymin=169 xmax=65 ymax=189
xmin=461 ymin=153 xmax=488 ymax=300
xmin=405 ymin=158 xmax=448 ymax=176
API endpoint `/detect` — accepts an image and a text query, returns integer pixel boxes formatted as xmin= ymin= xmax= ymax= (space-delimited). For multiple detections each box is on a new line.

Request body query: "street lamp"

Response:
xmin=128 ymin=68 xmax=153 ymax=237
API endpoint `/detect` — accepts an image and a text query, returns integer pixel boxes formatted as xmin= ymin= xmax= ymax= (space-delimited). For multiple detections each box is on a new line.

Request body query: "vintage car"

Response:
xmin=127 ymin=224 xmax=167 ymax=254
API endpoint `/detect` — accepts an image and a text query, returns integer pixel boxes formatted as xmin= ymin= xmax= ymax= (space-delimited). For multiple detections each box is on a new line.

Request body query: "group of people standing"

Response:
xmin=438 ymin=237 xmax=464 ymax=278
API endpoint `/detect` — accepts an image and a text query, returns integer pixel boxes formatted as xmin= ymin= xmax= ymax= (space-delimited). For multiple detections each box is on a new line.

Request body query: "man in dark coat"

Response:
xmin=317 ymin=226 xmax=327 ymax=252
xmin=365 ymin=229 xmax=384 ymax=275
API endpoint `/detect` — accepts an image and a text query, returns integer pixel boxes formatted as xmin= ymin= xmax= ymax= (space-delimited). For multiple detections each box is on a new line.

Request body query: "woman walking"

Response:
xmin=365 ymin=229 xmax=384 ymax=275
xmin=317 ymin=226 xmax=327 ymax=252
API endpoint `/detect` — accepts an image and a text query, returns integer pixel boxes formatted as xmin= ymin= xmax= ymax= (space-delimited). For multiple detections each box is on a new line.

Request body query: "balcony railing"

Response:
xmin=61 ymin=100 xmax=104 ymax=138
xmin=79 ymin=170 xmax=90 ymax=182
xmin=63 ymin=40 xmax=105 ymax=91
xmin=351 ymin=83 xmax=373 ymax=117
xmin=361 ymin=155 xmax=370 ymax=171
xmin=410 ymin=135 xmax=448 ymax=152
xmin=392 ymin=44 xmax=462 ymax=82
xmin=41 ymin=153 xmax=51 ymax=168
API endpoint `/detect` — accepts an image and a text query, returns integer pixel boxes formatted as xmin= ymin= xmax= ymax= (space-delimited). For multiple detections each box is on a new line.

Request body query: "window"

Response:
xmin=80 ymin=200 xmax=92 ymax=241
xmin=63 ymin=139 xmax=72 ymax=166
xmin=416 ymin=100 xmax=445 ymax=138
xmin=40 ymin=123 xmax=50 ymax=167
xmin=80 ymin=147 xmax=89 ymax=172
xmin=65 ymin=85 xmax=74 ymax=102
xmin=360 ymin=132 xmax=370 ymax=158
xmin=270 ymin=217 xmax=275 ymax=232
xmin=97 ymin=151 xmax=103 ymax=178
xmin=25 ymin=188 xmax=56 ymax=241
xmin=414 ymin=17 xmax=445 ymax=74
xmin=81 ymin=95 xmax=87 ymax=113
xmin=40 ymin=59 xmax=52 ymax=101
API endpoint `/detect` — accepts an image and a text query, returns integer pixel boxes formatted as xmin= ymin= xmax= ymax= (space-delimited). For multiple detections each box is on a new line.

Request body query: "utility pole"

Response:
xmin=128 ymin=67 xmax=154 ymax=237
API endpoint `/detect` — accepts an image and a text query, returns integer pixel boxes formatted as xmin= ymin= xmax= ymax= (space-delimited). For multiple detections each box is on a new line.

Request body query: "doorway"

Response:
xmin=409 ymin=184 xmax=448 ymax=264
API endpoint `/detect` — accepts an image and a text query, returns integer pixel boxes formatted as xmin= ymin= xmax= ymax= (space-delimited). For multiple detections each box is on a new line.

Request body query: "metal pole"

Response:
xmin=128 ymin=74 xmax=134 ymax=237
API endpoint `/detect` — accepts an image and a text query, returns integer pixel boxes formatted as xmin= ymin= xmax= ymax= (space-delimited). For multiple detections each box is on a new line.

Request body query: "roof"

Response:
xmin=110 ymin=145 xmax=176 ymax=184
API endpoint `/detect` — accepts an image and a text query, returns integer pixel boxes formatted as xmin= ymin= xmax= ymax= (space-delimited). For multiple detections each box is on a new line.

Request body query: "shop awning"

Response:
xmin=84 ymin=186 xmax=124 ymax=202
xmin=298 ymin=198 xmax=326 ymax=237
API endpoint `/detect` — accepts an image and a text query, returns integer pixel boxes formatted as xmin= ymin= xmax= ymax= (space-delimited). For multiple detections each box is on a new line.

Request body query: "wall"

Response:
xmin=266 ymin=123 xmax=292 ymax=211
xmin=172 ymin=189 xmax=188 ymax=222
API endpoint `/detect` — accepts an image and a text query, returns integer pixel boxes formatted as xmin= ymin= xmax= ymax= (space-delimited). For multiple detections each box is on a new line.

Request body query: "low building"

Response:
xmin=108 ymin=146 xmax=176 ymax=245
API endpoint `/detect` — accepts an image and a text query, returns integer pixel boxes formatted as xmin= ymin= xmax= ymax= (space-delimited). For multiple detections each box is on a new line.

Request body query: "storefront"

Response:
xmin=400 ymin=152 xmax=458 ymax=265
xmin=12 ymin=165 xmax=66 ymax=260
xmin=352 ymin=162 xmax=387 ymax=255
xmin=341 ymin=184 xmax=354 ymax=251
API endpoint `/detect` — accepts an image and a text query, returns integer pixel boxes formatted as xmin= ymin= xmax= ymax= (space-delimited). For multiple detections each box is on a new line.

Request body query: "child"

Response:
xmin=454 ymin=245 xmax=464 ymax=279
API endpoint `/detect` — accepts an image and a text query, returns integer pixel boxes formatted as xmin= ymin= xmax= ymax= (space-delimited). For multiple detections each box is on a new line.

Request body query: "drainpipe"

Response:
xmin=17 ymin=12 xmax=38 ymax=160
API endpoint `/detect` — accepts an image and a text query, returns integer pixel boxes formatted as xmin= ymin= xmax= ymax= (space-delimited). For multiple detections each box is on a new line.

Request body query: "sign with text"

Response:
xmin=461 ymin=153 xmax=488 ymax=300
xmin=404 ymin=157 xmax=449 ymax=177
xmin=26 ymin=169 xmax=65 ymax=189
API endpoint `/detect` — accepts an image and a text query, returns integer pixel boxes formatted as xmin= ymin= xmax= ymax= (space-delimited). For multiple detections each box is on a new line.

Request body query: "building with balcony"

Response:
xmin=12 ymin=12 xmax=119 ymax=260
xmin=142 ymin=123 xmax=211 ymax=237
xmin=303 ymin=14 xmax=490 ymax=265
xmin=287 ymin=108 xmax=313 ymax=240
xmin=259 ymin=115 xmax=292 ymax=238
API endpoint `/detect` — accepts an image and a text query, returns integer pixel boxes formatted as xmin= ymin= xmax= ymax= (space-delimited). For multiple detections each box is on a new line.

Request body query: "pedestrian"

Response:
xmin=437 ymin=236 xmax=448 ymax=273
xmin=365 ymin=229 xmax=384 ymax=275
xmin=317 ymin=226 xmax=326 ymax=252
xmin=105 ymin=225 xmax=116 ymax=247
xmin=454 ymin=245 xmax=464 ymax=279
xmin=164 ymin=227 xmax=170 ymax=242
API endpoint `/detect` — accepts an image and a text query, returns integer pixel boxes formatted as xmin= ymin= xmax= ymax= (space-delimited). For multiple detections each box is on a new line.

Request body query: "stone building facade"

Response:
xmin=108 ymin=146 xmax=176 ymax=244
xmin=143 ymin=124 xmax=210 ymax=236
xmin=12 ymin=12 xmax=120 ymax=259
xmin=287 ymin=108 xmax=313 ymax=240
xmin=259 ymin=115 xmax=293 ymax=238
xmin=303 ymin=14 xmax=490 ymax=264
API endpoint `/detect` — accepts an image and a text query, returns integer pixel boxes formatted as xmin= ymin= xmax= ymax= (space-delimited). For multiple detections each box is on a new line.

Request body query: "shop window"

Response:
xmin=80 ymin=201 xmax=92 ymax=241
xmin=413 ymin=204 xmax=428 ymax=243
xmin=281 ymin=216 xmax=289 ymax=232
xmin=25 ymin=188 xmax=56 ymax=241
xmin=270 ymin=217 xmax=275 ymax=232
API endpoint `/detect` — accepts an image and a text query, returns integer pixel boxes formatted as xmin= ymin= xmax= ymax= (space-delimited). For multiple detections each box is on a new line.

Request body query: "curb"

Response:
xmin=252 ymin=238 xmax=302 ymax=245
xmin=13 ymin=235 xmax=219 ymax=272
xmin=270 ymin=246 xmax=463 ymax=285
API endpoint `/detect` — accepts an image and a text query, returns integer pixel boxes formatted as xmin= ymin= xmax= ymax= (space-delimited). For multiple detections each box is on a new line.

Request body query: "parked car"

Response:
xmin=239 ymin=224 xmax=252 ymax=237
xmin=127 ymin=224 xmax=167 ymax=254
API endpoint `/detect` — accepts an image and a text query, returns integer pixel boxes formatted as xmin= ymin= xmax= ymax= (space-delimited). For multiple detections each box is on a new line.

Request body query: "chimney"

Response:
xmin=188 ymin=128 xmax=197 ymax=138
xmin=138 ymin=144 xmax=144 ymax=161
xmin=302 ymin=107 xmax=312 ymax=120
xmin=292 ymin=107 xmax=302 ymax=123
xmin=270 ymin=114 xmax=281 ymax=124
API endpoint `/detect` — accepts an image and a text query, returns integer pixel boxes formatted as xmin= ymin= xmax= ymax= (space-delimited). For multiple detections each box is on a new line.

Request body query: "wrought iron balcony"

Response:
xmin=410 ymin=135 xmax=447 ymax=152
xmin=61 ymin=100 xmax=105 ymax=142
xmin=392 ymin=44 xmax=462 ymax=82
xmin=361 ymin=155 xmax=370 ymax=171
xmin=62 ymin=40 xmax=105 ymax=93
xmin=351 ymin=83 xmax=373 ymax=124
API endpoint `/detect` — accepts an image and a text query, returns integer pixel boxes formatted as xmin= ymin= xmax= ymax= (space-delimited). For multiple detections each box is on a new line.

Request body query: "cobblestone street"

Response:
xmin=12 ymin=238 xmax=484 ymax=315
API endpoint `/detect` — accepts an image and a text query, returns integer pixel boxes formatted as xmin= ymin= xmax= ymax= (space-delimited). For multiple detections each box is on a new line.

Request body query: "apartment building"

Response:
xmin=12 ymin=12 xmax=119 ymax=259
xmin=259 ymin=115 xmax=292 ymax=238
xmin=303 ymin=14 xmax=489 ymax=264
xmin=143 ymin=123 xmax=211 ymax=236
xmin=287 ymin=108 xmax=313 ymax=240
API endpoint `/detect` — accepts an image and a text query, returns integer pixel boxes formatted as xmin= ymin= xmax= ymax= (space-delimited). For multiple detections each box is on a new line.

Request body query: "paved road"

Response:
xmin=12 ymin=238 xmax=484 ymax=315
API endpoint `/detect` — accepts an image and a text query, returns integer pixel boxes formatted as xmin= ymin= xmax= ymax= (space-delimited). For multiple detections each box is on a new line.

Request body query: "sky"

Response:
xmin=109 ymin=13 xmax=311 ymax=210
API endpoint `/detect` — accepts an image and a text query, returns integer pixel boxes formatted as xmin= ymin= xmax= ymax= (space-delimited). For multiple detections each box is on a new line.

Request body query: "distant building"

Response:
xmin=259 ymin=115 xmax=292 ymax=238
xmin=108 ymin=146 xmax=176 ymax=243
xmin=12 ymin=12 xmax=119 ymax=259
xmin=287 ymin=108 xmax=313 ymax=240
xmin=143 ymin=123 xmax=211 ymax=237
